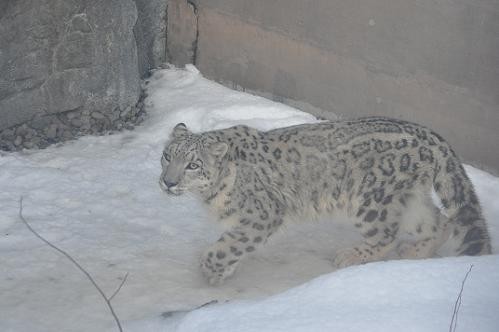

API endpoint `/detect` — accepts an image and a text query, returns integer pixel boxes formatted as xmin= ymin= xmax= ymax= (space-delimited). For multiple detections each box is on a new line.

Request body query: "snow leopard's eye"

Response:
xmin=162 ymin=152 xmax=171 ymax=162
xmin=186 ymin=162 xmax=199 ymax=170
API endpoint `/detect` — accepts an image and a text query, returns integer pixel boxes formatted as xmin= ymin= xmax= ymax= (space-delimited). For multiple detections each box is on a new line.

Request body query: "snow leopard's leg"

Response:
xmin=334 ymin=189 xmax=426 ymax=268
xmin=200 ymin=195 xmax=283 ymax=285
xmin=395 ymin=192 xmax=449 ymax=259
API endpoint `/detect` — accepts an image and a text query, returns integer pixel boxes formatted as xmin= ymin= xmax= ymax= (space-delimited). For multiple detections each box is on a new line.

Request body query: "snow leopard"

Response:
xmin=159 ymin=117 xmax=491 ymax=284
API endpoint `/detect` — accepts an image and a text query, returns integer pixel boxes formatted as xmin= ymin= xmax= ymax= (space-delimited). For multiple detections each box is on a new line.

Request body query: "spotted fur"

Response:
xmin=160 ymin=118 xmax=491 ymax=284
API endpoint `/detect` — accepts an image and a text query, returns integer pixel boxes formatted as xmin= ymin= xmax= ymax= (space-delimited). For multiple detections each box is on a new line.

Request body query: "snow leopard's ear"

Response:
xmin=209 ymin=142 xmax=228 ymax=158
xmin=171 ymin=123 xmax=190 ymax=138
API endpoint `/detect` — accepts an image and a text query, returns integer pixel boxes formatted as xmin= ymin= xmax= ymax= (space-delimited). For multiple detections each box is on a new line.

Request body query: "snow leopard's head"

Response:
xmin=159 ymin=123 xmax=228 ymax=196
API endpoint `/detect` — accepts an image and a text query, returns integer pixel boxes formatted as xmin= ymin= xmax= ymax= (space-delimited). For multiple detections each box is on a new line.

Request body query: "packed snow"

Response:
xmin=1 ymin=65 xmax=498 ymax=332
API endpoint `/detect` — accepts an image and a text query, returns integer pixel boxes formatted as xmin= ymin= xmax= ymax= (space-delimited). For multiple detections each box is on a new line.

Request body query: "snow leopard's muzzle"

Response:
xmin=159 ymin=177 xmax=186 ymax=196
xmin=159 ymin=164 xmax=187 ymax=195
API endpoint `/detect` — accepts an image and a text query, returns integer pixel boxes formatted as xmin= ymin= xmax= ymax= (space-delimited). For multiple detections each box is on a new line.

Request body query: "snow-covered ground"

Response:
xmin=1 ymin=66 xmax=498 ymax=332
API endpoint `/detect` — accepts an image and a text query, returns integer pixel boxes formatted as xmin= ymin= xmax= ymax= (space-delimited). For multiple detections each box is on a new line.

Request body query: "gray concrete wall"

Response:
xmin=169 ymin=0 xmax=499 ymax=174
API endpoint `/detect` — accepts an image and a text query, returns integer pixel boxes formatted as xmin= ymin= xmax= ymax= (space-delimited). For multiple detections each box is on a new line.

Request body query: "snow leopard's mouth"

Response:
xmin=159 ymin=180 xmax=185 ymax=196
xmin=167 ymin=188 xmax=184 ymax=196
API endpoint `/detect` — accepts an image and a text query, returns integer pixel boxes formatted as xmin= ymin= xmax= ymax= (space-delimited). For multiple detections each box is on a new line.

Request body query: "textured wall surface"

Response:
xmin=169 ymin=0 xmax=499 ymax=173
xmin=167 ymin=0 xmax=198 ymax=67
xmin=134 ymin=0 xmax=168 ymax=77
xmin=0 ymin=0 xmax=166 ymax=150
xmin=0 ymin=0 xmax=140 ymax=129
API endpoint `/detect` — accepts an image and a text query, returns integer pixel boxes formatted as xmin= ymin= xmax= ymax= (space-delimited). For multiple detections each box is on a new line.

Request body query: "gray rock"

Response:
xmin=46 ymin=124 xmax=58 ymax=140
xmin=62 ymin=130 xmax=73 ymax=139
xmin=15 ymin=125 xmax=28 ymax=137
xmin=29 ymin=114 xmax=55 ymax=130
xmin=134 ymin=0 xmax=168 ymax=77
xmin=23 ymin=141 xmax=36 ymax=149
xmin=14 ymin=136 xmax=23 ymax=147
xmin=0 ymin=0 xmax=158 ymax=152
xmin=70 ymin=118 xmax=83 ymax=128
xmin=0 ymin=0 xmax=141 ymax=131
xmin=91 ymin=112 xmax=105 ymax=120
xmin=1 ymin=129 xmax=14 ymax=140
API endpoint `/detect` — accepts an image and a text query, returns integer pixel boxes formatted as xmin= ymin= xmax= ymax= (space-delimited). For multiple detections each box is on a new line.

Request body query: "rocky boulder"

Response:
xmin=0 ymin=0 xmax=143 ymax=150
xmin=134 ymin=0 xmax=168 ymax=78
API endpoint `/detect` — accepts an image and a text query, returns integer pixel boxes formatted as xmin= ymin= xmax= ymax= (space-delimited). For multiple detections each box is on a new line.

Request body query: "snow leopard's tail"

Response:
xmin=433 ymin=153 xmax=491 ymax=256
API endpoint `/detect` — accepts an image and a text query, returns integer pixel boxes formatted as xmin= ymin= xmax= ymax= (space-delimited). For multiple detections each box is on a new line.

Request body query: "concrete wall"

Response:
xmin=169 ymin=0 xmax=499 ymax=174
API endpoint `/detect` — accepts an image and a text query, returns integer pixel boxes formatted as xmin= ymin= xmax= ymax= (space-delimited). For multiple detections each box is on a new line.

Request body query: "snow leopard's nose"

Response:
xmin=165 ymin=180 xmax=178 ymax=189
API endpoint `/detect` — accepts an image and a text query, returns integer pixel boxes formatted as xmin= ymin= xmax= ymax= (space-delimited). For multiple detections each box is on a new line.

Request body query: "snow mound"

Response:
xmin=127 ymin=256 xmax=499 ymax=332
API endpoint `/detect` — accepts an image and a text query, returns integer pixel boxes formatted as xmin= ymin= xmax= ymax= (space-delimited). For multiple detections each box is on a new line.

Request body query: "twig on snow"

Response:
xmin=449 ymin=264 xmax=473 ymax=332
xmin=19 ymin=196 xmax=125 ymax=332
xmin=109 ymin=272 xmax=129 ymax=302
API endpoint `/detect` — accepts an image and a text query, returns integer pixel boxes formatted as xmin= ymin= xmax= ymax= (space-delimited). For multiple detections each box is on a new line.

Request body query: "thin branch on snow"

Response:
xmin=109 ymin=272 xmax=129 ymax=302
xmin=449 ymin=264 xmax=473 ymax=332
xmin=19 ymin=196 xmax=124 ymax=332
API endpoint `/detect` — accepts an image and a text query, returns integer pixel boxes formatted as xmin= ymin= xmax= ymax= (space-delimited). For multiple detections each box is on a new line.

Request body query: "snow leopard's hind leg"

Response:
xmin=333 ymin=189 xmax=415 ymax=268
xmin=333 ymin=179 xmax=454 ymax=268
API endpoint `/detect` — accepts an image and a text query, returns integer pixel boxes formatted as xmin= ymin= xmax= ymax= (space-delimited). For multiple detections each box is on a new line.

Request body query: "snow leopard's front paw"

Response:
xmin=200 ymin=248 xmax=240 ymax=285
